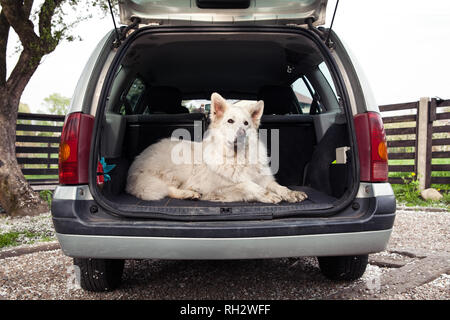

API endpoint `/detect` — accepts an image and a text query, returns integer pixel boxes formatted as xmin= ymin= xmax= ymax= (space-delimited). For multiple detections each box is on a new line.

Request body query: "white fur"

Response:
xmin=126 ymin=93 xmax=307 ymax=204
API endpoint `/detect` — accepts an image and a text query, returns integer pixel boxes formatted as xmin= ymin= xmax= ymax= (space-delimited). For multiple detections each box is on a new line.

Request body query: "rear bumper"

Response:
xmin=51 ymin=182 xmax=396 ymax=259
xmin=56 ymin=229 xmax=392 ymax=259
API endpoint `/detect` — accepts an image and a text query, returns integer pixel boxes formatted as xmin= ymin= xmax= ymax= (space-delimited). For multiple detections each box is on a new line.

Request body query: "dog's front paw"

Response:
xmin=181 ymin=190 xmax=201 ymax=200
xmin=290 ymin=190 xmax=308 ymax=202
xmin=189 ymin=191 xmax=202 ymax=200
xmin=281 ymin=190 xmax=308 ymax=203
xmin=260 ymin=192 xmax=283 ymax=204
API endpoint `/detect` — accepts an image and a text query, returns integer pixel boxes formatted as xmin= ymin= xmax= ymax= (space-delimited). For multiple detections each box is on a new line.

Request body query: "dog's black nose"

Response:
xmin=237 ymin=128 xmax=246 ymax=138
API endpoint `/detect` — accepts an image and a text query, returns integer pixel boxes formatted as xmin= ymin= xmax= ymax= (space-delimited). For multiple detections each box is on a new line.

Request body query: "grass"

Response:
xmin=39 ymin=190 xmax=53 ymax=207
xmin=0 ymin=232 xmax=21 ymax=248
xmin=0 ymin=213 xmax=56 ymax=249
xmin=391 ymin=171 xmax=450 ymax=209
xmin=389 ymin=157 xmax=450 ymax=198
xmin=0 ymin=231 xmax=47 ymax=249
xmin=0 ymin=231 xmax=56 ymax=249
xmin=24 ymin=174 xmax=58 ymax=180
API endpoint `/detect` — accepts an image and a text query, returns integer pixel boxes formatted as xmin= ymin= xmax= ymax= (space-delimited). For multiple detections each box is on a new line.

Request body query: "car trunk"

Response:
xmin=90 ymin=26 xmax=358 ymax=220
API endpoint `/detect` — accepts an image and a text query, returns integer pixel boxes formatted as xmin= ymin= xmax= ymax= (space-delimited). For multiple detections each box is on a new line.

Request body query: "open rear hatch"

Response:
xmin=119 ymin=0 xmax=328 ymax=26
xmin=87 ymin=1 xmax=361 ymax=221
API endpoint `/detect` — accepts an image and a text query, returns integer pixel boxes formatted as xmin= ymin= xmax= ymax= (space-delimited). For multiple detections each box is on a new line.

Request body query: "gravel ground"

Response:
xmin=0 ymin=213 xmax=55 ymax=248
xmin=0 ymin=210 xmax=449 ymax=300
xmin=387 ymin=209 xmax=450 ymax=254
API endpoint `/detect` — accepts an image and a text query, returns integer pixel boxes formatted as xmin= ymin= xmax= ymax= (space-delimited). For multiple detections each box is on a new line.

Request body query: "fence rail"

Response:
xmin=16 ymin=112 xmax=64 ymax=187
xmin=381 ymin=97 xmax=450 ymax=188
xmin=15 ymin=98 xmax=450 ymax=190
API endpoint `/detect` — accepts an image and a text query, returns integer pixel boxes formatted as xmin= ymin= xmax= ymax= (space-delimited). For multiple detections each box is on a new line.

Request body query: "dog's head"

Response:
xmin=208 ymin=92 xmax=264 ymax=152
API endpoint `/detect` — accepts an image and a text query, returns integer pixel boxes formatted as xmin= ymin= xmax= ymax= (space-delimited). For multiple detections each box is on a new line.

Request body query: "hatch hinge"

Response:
xmin=304 ymin=0 xmax=340 ymax=49
xmin=112 ymin=17 xmax=142 ymax=48
xmin=305 ymin=18 xmax=326 ymax=41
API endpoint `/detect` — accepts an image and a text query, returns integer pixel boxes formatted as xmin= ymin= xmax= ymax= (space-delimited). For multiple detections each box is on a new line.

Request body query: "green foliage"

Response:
xmin=396 ymin=173 xmax=421 ymax=204
xmin=18 ymin=103 xmax=31 ymax=113
xmin=0 ymin=230 xmax=53 ymax=248
xmin=41 ymin=92 xmax=70 ymax=115
xmin=33 ymin=0 xmax=117 ymax=45
xmin=39 ymin=190 xmax=53 ymax=208
xmin=0 ymin=231 xmax=20 ymax=248
xmin=392 ymin=173 xmax=449 ymax=209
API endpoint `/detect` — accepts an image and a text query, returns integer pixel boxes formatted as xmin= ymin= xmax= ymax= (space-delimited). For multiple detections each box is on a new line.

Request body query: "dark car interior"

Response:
xmin=96 ymin=31 xmax=353 ymax=214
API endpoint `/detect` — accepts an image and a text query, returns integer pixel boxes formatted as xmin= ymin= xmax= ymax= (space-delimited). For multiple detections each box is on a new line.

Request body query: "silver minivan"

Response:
xmin=52 ymin=0 xmax=396 ymax=291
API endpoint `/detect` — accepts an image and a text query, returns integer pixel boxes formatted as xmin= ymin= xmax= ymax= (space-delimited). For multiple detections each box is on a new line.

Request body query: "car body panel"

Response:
xmin=53 ymin=22 xmax=396 ymax=260
xmin=56 ymin=229 xmax=392 ymax=259
xmin=68 ymin=31 xmax=116 ymax=115
xmin=119 ymin=0 xmax=328 ymax=26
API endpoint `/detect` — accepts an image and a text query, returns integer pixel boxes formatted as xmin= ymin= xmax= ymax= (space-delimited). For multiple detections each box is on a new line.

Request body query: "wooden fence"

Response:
xmin=16 ymin=112 xmax=64 ymax=188
xmin=14 ymin=99 xmax=450 ymax=189
xmin=380 ymin=97 xmax=450 ymax=188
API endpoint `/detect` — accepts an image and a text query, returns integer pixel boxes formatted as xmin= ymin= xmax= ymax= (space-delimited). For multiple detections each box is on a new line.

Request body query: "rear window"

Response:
xmin=119 ymin=78 xmax=146 ymax=115
xmin=292 ymin=77 xmax=313 ymax=114
xmin=182 ymin=99 xmax=244 ymax=114
xmin=182 ymin=100 xmax=211 ymax=114
xmin=318 ymin=61 xmax=338 ymax=98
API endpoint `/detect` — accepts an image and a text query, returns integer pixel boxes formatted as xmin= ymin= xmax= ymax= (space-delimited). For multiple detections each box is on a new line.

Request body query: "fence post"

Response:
xmin=425 ymin=98 xmax=437 ymax=188
xmin=416 ymin=97 xmax=430 ymax=190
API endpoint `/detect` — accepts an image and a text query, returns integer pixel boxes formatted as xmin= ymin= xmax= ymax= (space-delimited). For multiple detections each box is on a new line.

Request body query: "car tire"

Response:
xmin=73 ymin=258 xmax=125 ymax=292
xmin=317 ymin=254 xmax=368 ymax=281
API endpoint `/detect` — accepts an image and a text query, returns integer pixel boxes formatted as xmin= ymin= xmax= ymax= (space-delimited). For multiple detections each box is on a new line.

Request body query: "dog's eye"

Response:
xmin=227 ymin=119 xmax=234 ymax=124
xmin=244 ymin=121 xmax=249 ymax=126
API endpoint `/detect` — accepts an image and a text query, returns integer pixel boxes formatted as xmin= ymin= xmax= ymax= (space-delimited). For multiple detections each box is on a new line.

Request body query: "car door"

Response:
xmin=119 ymin=0 xmax=328 ymax=27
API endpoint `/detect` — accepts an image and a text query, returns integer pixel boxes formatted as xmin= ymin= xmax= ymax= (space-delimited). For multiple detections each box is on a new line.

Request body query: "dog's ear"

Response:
xmin=248 ymin=100 xmax=264 ymax=127
xmin=210 ymin=92 xmax=227 ymax=122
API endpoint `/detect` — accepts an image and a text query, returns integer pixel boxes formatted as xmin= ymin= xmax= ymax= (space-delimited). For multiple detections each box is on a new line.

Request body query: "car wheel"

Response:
xmin=317 ymin=254 xmax=368 ymax=281
xmin=73 ymin=258 xmax=124 ymax=292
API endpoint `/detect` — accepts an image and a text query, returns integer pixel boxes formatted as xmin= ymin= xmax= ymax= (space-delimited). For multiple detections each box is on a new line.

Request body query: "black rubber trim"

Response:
xmin=51 ymin=196 xmax=396 ymax=238
xmin=88 ymin=25 xmax=361 ymax=221
xmin=52 ymin=212 xmax=395 ymax=238
xmin=372 ymin=195 xmax=397 ymax=215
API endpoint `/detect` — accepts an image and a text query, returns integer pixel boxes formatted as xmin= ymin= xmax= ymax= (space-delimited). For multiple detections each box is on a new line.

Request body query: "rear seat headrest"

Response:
xmin=257 ymin=85 xmax=301 ymax=115
xmin=146 ymin=86 xmax=189 ymax=114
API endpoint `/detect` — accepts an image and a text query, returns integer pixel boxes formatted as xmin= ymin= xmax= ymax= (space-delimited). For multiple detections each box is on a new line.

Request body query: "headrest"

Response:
xmin=257 ymin=85 xmax=300 ymax=115
xmin=147 ymin=86 xmax=188 ymax=114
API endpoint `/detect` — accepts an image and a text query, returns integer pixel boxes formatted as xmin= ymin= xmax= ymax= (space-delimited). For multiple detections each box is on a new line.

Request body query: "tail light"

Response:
xmin=354 ymin=112 xmax=388 ymax=182
xmin=58 ymin=112 xmax=95 ymax=184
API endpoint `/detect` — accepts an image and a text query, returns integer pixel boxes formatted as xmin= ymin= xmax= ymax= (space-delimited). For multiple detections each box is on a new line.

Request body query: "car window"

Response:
xmin=318 ymin=61 xmax=338 ymax=98
xmin=119 ymin=78 xmax=146 ymax=115
xmin=292 ymin=77 xmax=313 ymax=114
xmin=182 ymin=99 xmax=243 ymax=114
xmin=182 ymin=100 xmax=211 ymax=114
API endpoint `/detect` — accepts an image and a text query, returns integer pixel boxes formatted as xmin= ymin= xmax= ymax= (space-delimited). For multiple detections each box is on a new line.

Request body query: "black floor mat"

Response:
xmin=102 ymin=186 xmax=337 ymax=216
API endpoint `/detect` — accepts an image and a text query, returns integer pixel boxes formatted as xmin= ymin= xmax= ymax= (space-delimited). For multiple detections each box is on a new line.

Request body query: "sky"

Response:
xmin=6 ymin=0 xmax=450 ymax=113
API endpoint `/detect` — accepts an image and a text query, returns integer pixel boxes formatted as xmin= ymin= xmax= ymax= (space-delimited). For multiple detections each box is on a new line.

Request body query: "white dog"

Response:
xmin=126 ymin=93 xmax=307 ymax=204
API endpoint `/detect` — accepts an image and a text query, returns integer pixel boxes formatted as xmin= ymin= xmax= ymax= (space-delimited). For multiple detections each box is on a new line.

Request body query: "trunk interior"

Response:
xmin=94 ymin=27 xmax=355 ymax=218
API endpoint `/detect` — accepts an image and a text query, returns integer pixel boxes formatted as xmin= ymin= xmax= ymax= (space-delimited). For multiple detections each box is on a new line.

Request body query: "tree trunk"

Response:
xmin=0 ymin=86 xmax=49 ymax=217
xmin=0 ymin=1 xmax=68 ymax=216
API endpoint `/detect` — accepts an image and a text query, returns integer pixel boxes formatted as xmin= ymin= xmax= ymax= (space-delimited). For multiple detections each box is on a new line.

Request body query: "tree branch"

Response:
xmin=0 ymin=0 xmax=41 ymax=51
xmin=5 ymin=48 xmax=39 ymax=102
xmin=0 ymin=9 xmax=10 ymax=86
xmin=23 ymin=0 xmax=34 ymax=16
xmin=38 ymin=0 xmax=64 ymax=52
xmin=1 ymin=0 xmax=67 ymax=95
